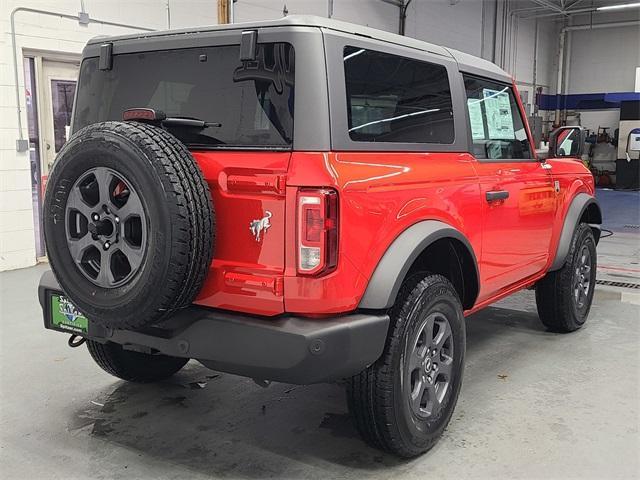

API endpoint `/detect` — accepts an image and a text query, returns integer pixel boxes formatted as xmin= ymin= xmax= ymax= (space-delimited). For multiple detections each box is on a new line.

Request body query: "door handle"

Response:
xmin=486 ymin=190 xmax=509 ymax=202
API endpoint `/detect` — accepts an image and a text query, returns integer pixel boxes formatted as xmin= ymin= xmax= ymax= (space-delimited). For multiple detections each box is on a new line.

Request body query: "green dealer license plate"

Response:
xmin=50 ymin=294 xmax=88 ymax=334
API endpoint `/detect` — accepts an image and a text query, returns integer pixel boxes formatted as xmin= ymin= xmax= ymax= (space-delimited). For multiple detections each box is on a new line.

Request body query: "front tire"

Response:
xmin=536 ymin=222 xmax=597 ymax=332
xmin=87 ymin=340 xmax=188 ymax=383
xmin=347 ymin=273 xmax=466 ymax=457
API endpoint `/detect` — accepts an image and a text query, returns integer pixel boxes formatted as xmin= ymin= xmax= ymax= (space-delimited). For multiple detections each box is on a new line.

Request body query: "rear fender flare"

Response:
xmin=358 ymin=220 xmax=479 ymax=310
xmin=549 ymin=193 xmax=602 ymax=271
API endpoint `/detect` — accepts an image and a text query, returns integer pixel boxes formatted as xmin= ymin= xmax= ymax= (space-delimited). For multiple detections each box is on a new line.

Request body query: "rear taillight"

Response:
xmin=297 ymin=189 xmax=338 ymax=276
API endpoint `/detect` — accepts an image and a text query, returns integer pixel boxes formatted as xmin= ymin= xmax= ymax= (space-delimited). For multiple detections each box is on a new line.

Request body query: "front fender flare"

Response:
xmin=549 ymin=193 xmax=602 ymax=271
xmin=358 ymin=220 xmax=479 ymax=310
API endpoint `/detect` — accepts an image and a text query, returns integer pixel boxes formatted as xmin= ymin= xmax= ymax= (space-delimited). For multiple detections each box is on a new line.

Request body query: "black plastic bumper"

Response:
xmin=38 ymin=271 xmax=389 ymax=384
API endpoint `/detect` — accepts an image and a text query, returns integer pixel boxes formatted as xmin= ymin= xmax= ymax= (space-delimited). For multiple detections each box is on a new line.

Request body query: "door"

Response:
xmin=40 ymin=60 xmax=79 ymax=177
xmin=463 ymin=75 xmax=556 ymax=301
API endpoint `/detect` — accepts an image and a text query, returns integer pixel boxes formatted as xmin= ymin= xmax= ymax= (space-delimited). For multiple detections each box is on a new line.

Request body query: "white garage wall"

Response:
xmin=511 ymin=16 xmax=560 ymax=91
xmin=405 ymin=0 xmax=486 ymax=57
xmin=235 ymin=0 xmax=329 ymax=22
xmin=536 ymin=18 xmax=560 ymax=93
xmin=563 ymin=10 xmax=640 ymax=133
xmin=234 ymin=0 xmax=398 ymax=31
xmin=506 ymin=15 xmax=561 ymax=118
xmin=566 ymin=11 xmax=640 ymax=94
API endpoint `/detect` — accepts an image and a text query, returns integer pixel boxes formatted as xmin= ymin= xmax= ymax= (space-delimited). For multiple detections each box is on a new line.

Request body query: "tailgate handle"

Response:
xmin=225 ymin=272 xmax=284 ymax=296
xmin=486 ymin=190 xmax=509 ymax=202
xmin=227 ymin=174 xmax=286 ymax=195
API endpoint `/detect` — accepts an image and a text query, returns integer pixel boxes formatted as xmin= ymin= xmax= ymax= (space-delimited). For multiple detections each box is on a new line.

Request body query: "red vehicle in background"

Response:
xmin=40 ymin=16 xmax=601 ymax=457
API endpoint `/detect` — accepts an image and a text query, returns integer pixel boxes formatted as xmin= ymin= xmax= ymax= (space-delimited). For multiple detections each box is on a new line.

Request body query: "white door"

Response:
xmin=39 ymin=60 xmax=80 ymax=176
xmin=33 ymin=59 xmax=79 ymax=257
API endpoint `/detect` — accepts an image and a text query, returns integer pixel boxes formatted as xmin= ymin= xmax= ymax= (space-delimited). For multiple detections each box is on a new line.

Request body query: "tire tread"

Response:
xmin=536 ymin=222 xmax=596 ymax=333
xmin=348 ymin=273 xmax=464 ymax=457
xmin=86 ymin=340 xmax=188 ymax=383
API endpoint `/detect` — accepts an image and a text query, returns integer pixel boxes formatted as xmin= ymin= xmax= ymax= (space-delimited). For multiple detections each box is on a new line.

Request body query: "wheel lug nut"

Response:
xmin=92 ymin=213 xmax=99 ymax=221
xmin=115 ymin=216 xmax=120 ymax=223
xmin=104 ymin=241 xmax=110 ymax=250
xmin=427 ymin=376 xmax=432 ymax=383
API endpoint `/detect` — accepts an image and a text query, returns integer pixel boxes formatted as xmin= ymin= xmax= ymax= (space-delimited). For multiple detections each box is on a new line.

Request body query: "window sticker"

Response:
xmin=467 ymin=99 xmax=485 ymax=140
xmin=483 ymin=88 xmax=514 ymax=139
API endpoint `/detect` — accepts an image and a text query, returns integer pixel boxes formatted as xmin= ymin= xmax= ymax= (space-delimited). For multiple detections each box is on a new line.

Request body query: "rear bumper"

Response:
xmin=38 ymin=271 xmax=389 ymax=384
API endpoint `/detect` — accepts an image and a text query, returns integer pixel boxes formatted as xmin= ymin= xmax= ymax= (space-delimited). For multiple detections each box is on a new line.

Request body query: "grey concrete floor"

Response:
xmin=1 ymin=189 xmax=639 ymax=479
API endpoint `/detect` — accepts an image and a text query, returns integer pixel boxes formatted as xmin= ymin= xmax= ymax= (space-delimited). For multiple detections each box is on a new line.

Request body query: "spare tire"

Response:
xmin=43 ymin=121 xmax=214 ymax=330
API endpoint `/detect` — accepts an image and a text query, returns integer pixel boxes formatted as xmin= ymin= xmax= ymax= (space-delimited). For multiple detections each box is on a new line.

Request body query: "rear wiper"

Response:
xmin=162 ymin=116 xmax=222 ymax=129
xmin=123 ymin=109 xmax=221 ymax=129
xmin=122 ymin=110 xmax=224 ymax=143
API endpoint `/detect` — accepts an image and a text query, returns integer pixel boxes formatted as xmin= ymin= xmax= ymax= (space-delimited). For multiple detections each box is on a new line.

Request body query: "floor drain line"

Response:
xmin=596 ymin=279 xmax=640 ymax=289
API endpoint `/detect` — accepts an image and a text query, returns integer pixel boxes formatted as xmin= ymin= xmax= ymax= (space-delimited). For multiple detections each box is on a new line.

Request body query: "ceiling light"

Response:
xmin=596 ymin=2 xmax=640 ymax=10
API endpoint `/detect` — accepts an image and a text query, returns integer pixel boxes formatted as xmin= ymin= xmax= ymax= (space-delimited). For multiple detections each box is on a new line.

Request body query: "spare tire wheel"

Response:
xmin=43 ymin=121 xmax=214 ymax=330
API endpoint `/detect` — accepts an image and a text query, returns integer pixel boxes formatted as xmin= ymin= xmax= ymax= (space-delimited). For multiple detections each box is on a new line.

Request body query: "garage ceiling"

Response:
xmin=380 ymin=0 xmax=638 ymax=20
xmin=516 ymin=0 xmax=639 ymax=18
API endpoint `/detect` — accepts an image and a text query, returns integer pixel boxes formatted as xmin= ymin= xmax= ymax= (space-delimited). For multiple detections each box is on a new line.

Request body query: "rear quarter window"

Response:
xmin=343 ymin=46 xmax=454 ymax=144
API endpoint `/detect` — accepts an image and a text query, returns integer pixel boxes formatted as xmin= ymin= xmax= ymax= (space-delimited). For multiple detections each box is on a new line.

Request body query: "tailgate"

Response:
xmin=191 ymin=151 xmax=291 ymax=316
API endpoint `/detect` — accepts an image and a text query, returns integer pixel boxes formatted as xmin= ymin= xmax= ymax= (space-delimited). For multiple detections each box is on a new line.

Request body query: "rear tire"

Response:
xmin=87 ymin=340 xmax=188 ymax=383
xmin=347 ymin=273 xmax=465 ymax=457
xmin=536 ymin=222 xmax=597 ymax=332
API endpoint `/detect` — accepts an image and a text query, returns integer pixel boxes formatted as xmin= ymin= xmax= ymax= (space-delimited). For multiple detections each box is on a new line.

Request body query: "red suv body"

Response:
xmin=39 ymin=16 xmax=601 ymax=457
xmin=193 ymin=147 xmax=596 ymax=317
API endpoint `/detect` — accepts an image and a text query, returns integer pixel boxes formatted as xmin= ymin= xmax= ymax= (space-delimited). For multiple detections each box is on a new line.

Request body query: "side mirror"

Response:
xmin=549 ymin=126 xmax=586 ymax=159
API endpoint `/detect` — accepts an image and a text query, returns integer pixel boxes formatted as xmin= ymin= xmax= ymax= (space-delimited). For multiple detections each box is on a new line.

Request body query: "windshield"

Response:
xmin=73 ymin=43 xmax=295 ymax=149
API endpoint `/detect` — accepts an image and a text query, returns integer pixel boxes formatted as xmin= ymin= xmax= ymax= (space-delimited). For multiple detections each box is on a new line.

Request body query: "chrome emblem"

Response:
xmin=249 ymin=211 xmax=272 ymax=242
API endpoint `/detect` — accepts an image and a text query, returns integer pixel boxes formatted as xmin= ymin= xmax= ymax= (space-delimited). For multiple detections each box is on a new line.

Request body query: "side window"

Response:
xmin=343 ymin=46 xmax=454 ymax=144
xmin=463 ymin=75 xmax=532 ymax=160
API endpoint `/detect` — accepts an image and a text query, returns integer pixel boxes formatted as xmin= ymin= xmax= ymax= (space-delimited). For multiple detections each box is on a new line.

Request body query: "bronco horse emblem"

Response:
xmin=249 ymin=211 xmax=272 ymax=242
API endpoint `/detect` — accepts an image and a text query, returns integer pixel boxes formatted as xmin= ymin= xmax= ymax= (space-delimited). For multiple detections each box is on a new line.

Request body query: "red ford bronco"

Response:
xmin=39 ymin=16 xmax=601 ymax=457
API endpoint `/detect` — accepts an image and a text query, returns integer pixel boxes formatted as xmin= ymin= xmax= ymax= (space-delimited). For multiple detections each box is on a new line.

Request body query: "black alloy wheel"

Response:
xmin=66 ymin=167 xmax=147 ymax=288
xmin=405 ymin=312 xmax=455 ymax=419
xmin=572 ymin=244 xmax=592 ymax=317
